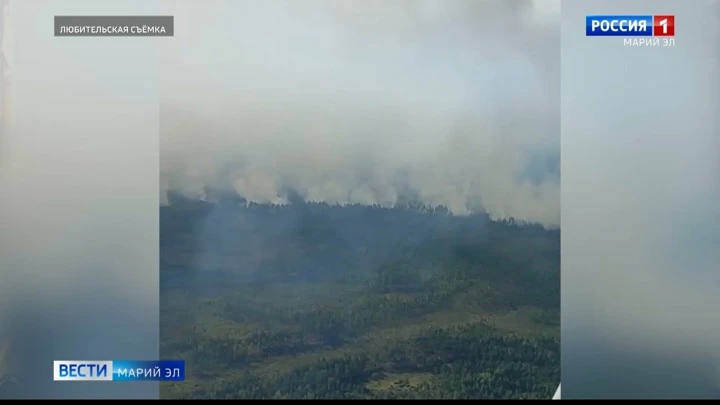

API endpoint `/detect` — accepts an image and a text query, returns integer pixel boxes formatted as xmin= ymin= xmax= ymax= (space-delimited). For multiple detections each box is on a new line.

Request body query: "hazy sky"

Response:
xmin=159 ymin=0 xmax=561 ymax=227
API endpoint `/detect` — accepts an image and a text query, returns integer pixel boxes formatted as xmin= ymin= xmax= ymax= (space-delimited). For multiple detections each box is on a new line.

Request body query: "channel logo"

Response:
xmin=586 ymin=15 xmax=675 ymax=37
xmin=53 ymin=360 xmax=185 ymax=381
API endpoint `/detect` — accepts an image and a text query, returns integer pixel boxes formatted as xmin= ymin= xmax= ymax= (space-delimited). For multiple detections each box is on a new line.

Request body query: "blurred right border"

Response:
xmin=561 ymin=0 xmax=720 ymax=399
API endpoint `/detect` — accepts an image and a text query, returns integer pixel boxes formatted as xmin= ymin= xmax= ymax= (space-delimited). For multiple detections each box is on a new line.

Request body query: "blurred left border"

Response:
xmin=0 ymin=0 xmax=160 ymax=399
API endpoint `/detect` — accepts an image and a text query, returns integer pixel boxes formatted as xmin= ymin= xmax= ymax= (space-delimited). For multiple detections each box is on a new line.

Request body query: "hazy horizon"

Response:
xmin=158 ymin=0 xmax=561 ymax=227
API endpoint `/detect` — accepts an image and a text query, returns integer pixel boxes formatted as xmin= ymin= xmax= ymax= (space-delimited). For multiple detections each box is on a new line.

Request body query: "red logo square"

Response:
xmin=653 ymin=15 xmax=675 ymax=37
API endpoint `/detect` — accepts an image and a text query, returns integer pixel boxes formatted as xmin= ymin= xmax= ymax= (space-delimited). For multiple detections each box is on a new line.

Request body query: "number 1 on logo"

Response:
xmin=653 ymin=15 xmax=675 ymax=37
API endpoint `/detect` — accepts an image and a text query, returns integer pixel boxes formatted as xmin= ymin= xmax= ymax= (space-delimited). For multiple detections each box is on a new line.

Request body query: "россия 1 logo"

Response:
xmin=586 ymin=15 xmax=675 ymax=48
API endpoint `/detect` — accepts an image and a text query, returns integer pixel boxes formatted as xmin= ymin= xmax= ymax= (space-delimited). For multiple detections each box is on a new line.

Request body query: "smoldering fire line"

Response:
xmin=159 ymin=0 xmax=560 ymax=227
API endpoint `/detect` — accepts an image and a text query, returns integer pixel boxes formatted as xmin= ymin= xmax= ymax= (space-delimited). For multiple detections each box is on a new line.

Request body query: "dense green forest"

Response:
xmin=159 ymin=193 xmax=559 ymax=399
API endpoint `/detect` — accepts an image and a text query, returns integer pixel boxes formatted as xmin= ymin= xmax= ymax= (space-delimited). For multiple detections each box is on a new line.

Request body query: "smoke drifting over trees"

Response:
xmin=160 ymin=0 xmax=560 ymax=227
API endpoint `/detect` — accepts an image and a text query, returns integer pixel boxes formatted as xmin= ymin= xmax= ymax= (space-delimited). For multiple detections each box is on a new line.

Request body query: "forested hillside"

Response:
xmin=160 ymin=193 xmax=559 ymax=399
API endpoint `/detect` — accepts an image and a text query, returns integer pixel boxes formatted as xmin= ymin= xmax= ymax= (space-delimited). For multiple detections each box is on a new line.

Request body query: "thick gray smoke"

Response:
xmin=159 ymin=0 xmax=560 ymax=227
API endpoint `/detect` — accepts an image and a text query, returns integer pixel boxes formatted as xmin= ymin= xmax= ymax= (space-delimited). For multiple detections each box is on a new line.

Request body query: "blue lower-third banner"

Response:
xmin=53 ymin=360 xmax=185 ymax=381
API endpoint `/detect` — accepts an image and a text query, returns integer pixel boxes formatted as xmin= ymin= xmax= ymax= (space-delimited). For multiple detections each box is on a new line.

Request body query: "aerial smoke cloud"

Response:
xmin=160 ymin=0 xmax=560 ymax=227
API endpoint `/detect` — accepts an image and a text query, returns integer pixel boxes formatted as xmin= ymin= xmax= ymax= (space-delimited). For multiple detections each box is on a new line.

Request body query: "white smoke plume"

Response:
xmin=159 ymin=0 xmax=560 ymax=227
